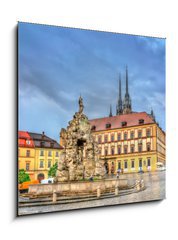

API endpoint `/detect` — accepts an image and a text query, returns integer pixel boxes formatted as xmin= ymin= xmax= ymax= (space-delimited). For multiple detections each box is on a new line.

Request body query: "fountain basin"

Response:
xmin=28 ymin=178 xmax=128 ymax=197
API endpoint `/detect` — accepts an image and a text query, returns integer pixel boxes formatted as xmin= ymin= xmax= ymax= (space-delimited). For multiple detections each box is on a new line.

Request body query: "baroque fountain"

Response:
xmin=28 ymin=97 xmax=132 ymax=198
xmin=56 ymin=96 xmax=105 ymax=182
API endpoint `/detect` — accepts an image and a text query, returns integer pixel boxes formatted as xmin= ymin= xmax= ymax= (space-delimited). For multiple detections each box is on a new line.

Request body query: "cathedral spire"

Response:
xmin=109 ymin=104 xmax=113 ymax=117
xmin=123 ymin=66 xmax=132 ymax=114
xmin=116 ymin=73 xmax=123 ymax=115
xmin=126 ymin=65 xmax=129 ymax=96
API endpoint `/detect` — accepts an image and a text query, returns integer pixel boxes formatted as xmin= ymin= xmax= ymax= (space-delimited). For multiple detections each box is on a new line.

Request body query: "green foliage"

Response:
xmin=18 ymin=169 xmax=30 ymax=183
xmin=48 ymin=162 xmax=58 ymax=177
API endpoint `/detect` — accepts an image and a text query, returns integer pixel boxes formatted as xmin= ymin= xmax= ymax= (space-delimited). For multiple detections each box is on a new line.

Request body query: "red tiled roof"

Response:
xmin=18 ymin=131 xmax=34 ymax=148
xmin=18 ymin=131 xmax=63 ymax=149
xmin=89 ymin=112 xmax=155 ymax=131
xmin=28 ymin=132 xmax=63 ymax=149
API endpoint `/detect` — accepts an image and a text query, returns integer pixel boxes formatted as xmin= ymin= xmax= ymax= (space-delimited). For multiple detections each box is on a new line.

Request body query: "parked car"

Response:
xmin=156 ymin=162 xmax=166 ymax=171
xmin=41 ymin=178 xmax=54 ymax=184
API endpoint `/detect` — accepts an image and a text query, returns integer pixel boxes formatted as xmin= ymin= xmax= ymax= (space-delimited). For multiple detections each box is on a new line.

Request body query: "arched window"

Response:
xmin=98 ymin=135 xmax=102 ymax=143
xmin=111 ymin=134 xmax=115 ymax=142
xmin=104 ymin=135 xmax=108 ymax=143
xmin=146 ymin=129 xmax=151 ymax=137
xmin=138 ymin=130 xmax=142 ymax=138
xmin=118 ymin=133 xmax=121 ymax=141
xmin=111 ymin=148 xmax=115 ymax=155
xmin=118 ymin=146 xmax=121 ymax=154
xmin=124 ymin=146 xmax=128 ymax=154
xmin=147 ymin=143 xmax=151 ymax=151
xmin=124 ymin=132 xmax=127 ymax=140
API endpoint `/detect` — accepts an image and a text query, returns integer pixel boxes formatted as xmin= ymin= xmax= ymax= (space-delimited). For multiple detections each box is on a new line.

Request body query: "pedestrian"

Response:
xmin=116 ymin=169 xmax=120 ymax=179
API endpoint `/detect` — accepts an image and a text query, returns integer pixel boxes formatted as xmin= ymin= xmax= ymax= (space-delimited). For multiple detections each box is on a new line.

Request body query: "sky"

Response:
xmin=18 ymin=22 xmax=165 ymax=141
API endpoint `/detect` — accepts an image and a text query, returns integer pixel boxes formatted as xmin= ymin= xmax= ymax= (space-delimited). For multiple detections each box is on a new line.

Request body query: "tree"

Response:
xmin=48 ymin=162 xmax=58 ymax=177
xmin=18 ymin=169 xmax=30 ymax=184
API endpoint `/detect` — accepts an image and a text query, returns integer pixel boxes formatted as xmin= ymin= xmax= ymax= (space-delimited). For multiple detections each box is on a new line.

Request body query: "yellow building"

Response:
xmin=18 ymin=131 xmax=63 ymax=181
xmin=89 ymin=112 xmax=165 ymax=174
xmin=89 ymin=67 xmax=165 ymax=175
xmin=18 ymin=131 xmax=36 ymax=180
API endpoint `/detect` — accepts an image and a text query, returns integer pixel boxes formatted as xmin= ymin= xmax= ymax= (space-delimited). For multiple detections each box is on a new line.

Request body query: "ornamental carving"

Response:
xmin=56 ymin=96 xmax=106 ymax=182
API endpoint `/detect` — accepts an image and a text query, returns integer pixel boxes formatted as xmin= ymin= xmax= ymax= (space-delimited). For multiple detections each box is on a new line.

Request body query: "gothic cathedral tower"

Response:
xmin=123 ymin=66 xmax=132 ymax=114
xmin=116 ymin=73 xmax=123 ymax=115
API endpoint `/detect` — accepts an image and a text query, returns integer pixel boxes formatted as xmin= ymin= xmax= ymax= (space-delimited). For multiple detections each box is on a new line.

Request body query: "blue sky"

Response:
xmin=18 ymin=22 xmax=165 ymax=141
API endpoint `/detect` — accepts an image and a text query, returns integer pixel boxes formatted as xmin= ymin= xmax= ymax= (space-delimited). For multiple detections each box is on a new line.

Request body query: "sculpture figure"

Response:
xmin=56 ymin=96 xmax=105 ymax=182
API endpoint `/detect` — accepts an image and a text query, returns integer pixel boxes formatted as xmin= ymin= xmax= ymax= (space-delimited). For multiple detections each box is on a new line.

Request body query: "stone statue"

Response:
xmin=79 ymin=95 xmax=84 ymax=113
xmin=56 ymin=96 xmax=105 ymax=182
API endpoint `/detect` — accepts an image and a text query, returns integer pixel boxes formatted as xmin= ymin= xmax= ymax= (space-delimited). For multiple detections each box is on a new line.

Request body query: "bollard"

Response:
xmin=115 ymin=187 xmax=119 ymax=196
xmin=53 ymin=190 xmax=57 ymax=203
xmin=97 ymin=186 xmax=101 ymax=198
xmin=141 ymin=179 xmax=144 ymax=189
xmin=135 ymin=180 xmax=141 ymax=191
xmin=115 ymin=181 xmax=119 ymax=196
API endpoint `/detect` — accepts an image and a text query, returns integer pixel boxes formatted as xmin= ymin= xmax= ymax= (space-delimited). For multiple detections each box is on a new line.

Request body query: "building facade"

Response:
xmin=89 ymin=67 xmax=165 ymax=174
xmin=18 ymin=131 xmax=36 ymax=180
xmin=18 ymin=131 xmax=63 ymax=181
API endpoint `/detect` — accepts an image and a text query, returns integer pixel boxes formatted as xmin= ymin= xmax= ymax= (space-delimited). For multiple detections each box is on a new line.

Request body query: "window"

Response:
xmin=118 ymin=146 xmax=121 ymax=154
xmin=118 ymin=133 xmax=121 ymax=141
xmin=130 ymin=145 xmax=135 ymax=153
xmin=48 ymin=160 xmax=51 ymax=168
xmin=48 ymin=151 xmax=52 ymax=157
xmin=122 ymin=121 xmax=127 ymax=127
xmin=146 ymin=129 xmax=151 ymax=137
xmin=26 ymin=163 xmax=30 ymax=171
xmin=131 ymin=160 xmax=135 ymax=168
xmin=138 ymin=144 xmax=142 ymax=152
xmin=41 ymin=141 xmax=45 ymax=147
xmin=118 ymin=161 xmax=121 ymax=170
xmin=26 ymin=150 xmax=30 ymax=157
xmin=130 ymin=131 xmax=134 ymax=139
xmin=138 ymin=130 xmax=142 ymax=138
xmin=104 ymin=135 xmax=108 ymax=143
xmin=105 ymin=148 xmax=108 ymax=156
xmin=98 ymin=135 xmax=102 ymax=144
xmin=147 ymin=158 xmax=151 ymax=167
xmin=139 ymin=159 xmax=142 ymax=167
xmin=106 ymin=123 xmax=111 ymax=128
xmin=40 ymin=150 xmax=44 ymax=156
xmin=124 ymin=161 xmax=128 ymax=169
xmin=124 ymin=132 xmax=127 ymax=140
xmin=139 ymin=119 xmax=144 ymax=124
xmin=147 ymin=144 xmax=151 ymax=151
xmin=124 ymin=146 xmax=128 ymax=154
xmin=111 ymin=134 xmax=115 ymax=142
xmin=40 ymin=160 xmax=44 ymax=168
xmin=50 ymin=142 xmax=54 ymax=148
xmin=26 ymin=140 xmax=31 ymax=145
xmin=111 ymin=148 xmax=115 ymax=155
xmin=56 ymin=151 xmax=59 ymax=157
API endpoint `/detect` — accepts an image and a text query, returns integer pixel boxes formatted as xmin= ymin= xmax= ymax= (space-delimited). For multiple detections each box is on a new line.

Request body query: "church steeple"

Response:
xmin=123 ymin=66 xmax=132 ymax=114
xmin=116 ymin=73 xmax=123 ymax=115
xmin=109 ymin=104 xmax=113 ymax=117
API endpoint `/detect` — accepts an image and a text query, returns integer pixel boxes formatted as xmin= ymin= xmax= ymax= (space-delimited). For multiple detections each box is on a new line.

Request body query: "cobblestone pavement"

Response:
xmin=18 ymin=171 xmax=165 ymax=215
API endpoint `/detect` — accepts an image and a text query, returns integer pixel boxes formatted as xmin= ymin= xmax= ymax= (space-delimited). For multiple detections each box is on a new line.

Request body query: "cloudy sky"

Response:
xmin=18 ymin=22 xmax=165 ymax=141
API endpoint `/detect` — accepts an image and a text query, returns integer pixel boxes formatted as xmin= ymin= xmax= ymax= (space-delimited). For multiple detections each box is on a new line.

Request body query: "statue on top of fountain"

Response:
xmin=56 ymin=96 xmax=106 ymax=182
